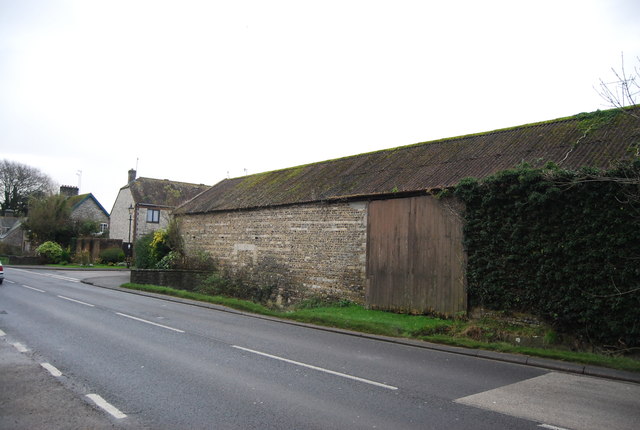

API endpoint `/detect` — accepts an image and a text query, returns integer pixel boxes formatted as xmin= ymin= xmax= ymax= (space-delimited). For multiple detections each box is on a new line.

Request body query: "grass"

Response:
xmin=120 ymin=283 xmax=640 ymax=373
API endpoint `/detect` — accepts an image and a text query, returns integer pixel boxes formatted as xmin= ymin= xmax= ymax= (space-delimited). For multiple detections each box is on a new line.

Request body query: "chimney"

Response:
xmin=128 ymin=169 xmax=137 ymax=184
xmin=60 ymin=185 xmax=79 ymax=197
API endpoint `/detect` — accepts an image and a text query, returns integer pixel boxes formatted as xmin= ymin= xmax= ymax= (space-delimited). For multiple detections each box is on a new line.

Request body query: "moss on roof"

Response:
xmin=127 ymin=178 xmax=210 ymax=208
xmin=177 ymin=106 xmax=640 ymax=214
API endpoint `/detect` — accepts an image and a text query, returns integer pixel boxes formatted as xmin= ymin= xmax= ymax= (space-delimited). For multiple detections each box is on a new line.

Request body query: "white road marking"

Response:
xmin=232 ymin=345 xmax=398 ymax=390
xmin=4 ymin=279 xmax=15 ymax=284
xmin=12 ymin=342 xmax=28 ymax=353
xmin=86 ymin=394 xmax=127 ymax=419
xmin=539 ymin=424 xmax=571 ymax=430
xmin=115 ymin=312 xmax=185 ymax=333
xmin=0 ymin=329 xmax=5 ymax=336
xmin=21 ymin=284 xmax=45 ymax=292
xmin=57 ymin=295 xmax=95 ymax=307
xmin=51 ymin=274 xmax=80 ymax=282
xmin=41 ymin=362 xmax=63 ymax=377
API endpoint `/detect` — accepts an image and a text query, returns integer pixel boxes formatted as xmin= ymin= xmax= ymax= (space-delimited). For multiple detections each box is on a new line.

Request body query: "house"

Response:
xmin=0 ymin=210 xmax=28 ymax=253
xmin=110 ymin=170 xmax=209 ymax=246
xmin=60 ymin=186 xmax=110 ymax=234
xmin=174 ymin=107 xmax=640 ymax=314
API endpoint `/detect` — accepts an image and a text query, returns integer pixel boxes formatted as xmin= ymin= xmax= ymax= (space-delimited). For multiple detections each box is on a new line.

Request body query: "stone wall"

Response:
xmin=131 ymin=269 xmax=213 ymax=291
xmin=178 ymin=201 xmax=368 ymax=305
xmin=71 ymin=199 xmax=108 ymax=224
xmin=75 ymin=238 xmax=124 ymax=261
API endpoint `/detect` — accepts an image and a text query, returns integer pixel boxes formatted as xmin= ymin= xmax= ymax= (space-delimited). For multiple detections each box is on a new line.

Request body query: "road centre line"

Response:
xmin=0 ymin=329 xmax=5 ymax=336
xmin=41 ymin=362 xmax=63 ymax=377
xmin=58 ymin=295 xmax=95 ymax=307
xmin=115 ymin=312 xmax=185 ymax=333
xmin=12 ymin=342 xmax=28 ymax=353
xmin=232 ymin=345 xmax=398 ymax=391
xmin=21 ymin=284 xmax=45 ymax=292
xmin=86 ymin=393 xmax=127 ymax=419
xmin=538 ymin=424 xmax=570 ymax=430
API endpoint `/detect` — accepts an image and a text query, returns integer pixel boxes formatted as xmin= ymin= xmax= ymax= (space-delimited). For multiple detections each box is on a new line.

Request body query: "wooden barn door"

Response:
xmin=366 ymin=196 xmax=467 ymax=315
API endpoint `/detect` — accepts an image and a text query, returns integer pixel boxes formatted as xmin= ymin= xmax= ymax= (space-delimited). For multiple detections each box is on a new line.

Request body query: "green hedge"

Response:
xmin=454 ymin=160 xmax=640 ymax=348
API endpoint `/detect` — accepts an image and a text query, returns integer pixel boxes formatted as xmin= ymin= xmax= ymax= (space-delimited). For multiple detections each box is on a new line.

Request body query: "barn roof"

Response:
xmin=125 ymin=177 xmax=210 ymax=208
xmin=177 ymin=106 xmax=640 ymax=214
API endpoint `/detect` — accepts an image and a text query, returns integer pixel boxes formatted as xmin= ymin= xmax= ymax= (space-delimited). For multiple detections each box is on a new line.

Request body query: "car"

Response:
xmin=0 ymin=260 xmax=3 ymax=284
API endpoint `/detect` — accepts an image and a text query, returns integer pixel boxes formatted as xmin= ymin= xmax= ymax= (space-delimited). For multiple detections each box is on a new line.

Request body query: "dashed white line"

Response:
xmin=115 ymin=312 xmax=185 ymax=333
xmin=232 ymin=345 xmax=398 ymax=390
xmin=57 ymin=295 xmax=95 ymax=307
xmin=539 ymin=424 xmax=571 ymax=430
xmin=0 ymin=329 xmax=5 ymax=337
xmin=21 ymin=284 xmax=45 ymax=292
xmin=86 ymin=394 xmax=127 ymax=419
xmin=41 ymin=362 xmax=63 ymax=377
xmin=12 ymin=342 xmax=29 ymax=353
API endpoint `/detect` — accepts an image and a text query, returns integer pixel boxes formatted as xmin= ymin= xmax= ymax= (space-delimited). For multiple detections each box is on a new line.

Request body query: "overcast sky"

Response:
xmin=1 ymin=0 xmax=639 ymax=213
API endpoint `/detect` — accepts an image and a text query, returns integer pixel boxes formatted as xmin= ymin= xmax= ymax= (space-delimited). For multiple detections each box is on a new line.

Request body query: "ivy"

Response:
xmin=454 ymin=159 xmax=640 ymax=349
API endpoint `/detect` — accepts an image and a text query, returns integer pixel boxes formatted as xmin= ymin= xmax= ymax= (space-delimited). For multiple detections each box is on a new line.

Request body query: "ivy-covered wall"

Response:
xmin=453 ymin=160 xmax=640 ymax=348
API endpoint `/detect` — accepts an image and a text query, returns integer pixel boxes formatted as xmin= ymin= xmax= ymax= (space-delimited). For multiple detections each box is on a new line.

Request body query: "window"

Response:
xmin=100 ymin=223 xmax=108 ymax=233
xmin=147 ymin=209 xmax=160 ymax=223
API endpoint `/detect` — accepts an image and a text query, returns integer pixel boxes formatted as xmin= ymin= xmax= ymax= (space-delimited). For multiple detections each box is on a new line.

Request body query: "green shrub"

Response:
xmin=454 ymin=160 xmax=640 ymax=349
xmin=197 ymin=273 xmax=275 ymax=303
xmin=134 ymin=233 xmax=156 ymax=269
xmin=99 ymin=247 xmax=125 ymax=264
xmin=35 ymin=241 xmax=64 ymax=263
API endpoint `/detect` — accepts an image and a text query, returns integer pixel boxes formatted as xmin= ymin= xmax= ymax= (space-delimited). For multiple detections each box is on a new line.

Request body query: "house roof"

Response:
xmin=125 ymin=177 xmax=210 ymax=208
xmin=67 ymin=193 xmax=110 ymax=217
xmin=177 ymin=106 xmax=640 ymax=215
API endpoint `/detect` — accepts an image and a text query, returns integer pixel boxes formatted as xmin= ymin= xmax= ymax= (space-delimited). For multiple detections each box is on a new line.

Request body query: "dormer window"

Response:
xmin=146 ymin=209 xmax=160 ymax=223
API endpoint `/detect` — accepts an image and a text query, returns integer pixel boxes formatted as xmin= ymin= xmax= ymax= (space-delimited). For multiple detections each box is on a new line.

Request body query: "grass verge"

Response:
xmin=121 ymin=283 xmax=640 ymax=373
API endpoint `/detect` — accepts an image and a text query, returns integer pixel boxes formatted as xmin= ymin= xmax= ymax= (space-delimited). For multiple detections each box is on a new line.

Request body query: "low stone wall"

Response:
xmin=130 ymin=269 xmax=213 ymax=291
xmin=4 ymin=255 xmax=46 ymax=265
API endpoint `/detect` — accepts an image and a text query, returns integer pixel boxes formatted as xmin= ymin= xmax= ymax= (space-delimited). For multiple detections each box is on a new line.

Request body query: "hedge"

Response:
xmin=454 ymin=160 xmax=640 ymax=348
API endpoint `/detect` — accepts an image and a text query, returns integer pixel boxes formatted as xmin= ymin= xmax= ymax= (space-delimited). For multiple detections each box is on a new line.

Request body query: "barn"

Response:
xmin=174 ymin=107 xmax=639 ymax=314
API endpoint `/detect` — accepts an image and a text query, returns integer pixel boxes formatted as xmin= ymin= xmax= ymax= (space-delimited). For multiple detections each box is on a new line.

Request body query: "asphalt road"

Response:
xmin=1 ymin=267 xmax=639 ymax=429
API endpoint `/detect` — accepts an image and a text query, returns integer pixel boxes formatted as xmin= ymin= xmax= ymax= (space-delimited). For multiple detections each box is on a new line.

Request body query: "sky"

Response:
xmin=1 ymin=0 xmax=639 ymax=213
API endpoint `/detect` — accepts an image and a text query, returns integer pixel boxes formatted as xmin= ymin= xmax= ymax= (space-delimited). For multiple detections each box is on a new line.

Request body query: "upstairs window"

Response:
xmin=100 ymin=223 xmax=108 ymax=233
xmin=146 ymin=209 xmax=160 ymax=223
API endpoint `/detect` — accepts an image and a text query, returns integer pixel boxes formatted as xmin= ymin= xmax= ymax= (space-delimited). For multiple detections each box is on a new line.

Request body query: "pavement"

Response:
xmin=1 ymin=267 xmax=639 ymax=429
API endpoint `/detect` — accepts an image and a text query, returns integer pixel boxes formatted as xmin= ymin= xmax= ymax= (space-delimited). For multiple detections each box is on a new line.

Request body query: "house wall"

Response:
xmin=179 ymin=201 xmax=368 ymax=305
xmin=71 ymin=199 xmax=109 ymax=224
xmin=135 ymin=206 xmax=171 ymax=240
xmin=110 ymin=188 xmax=135 ymax=242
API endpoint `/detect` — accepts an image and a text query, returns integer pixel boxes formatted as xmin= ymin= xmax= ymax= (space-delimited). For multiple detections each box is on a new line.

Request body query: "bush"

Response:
xmin=35 ymin=241 xmax=64 ymax=263
xmin=99 ymin=247 xmax=125 ymax=264
xmin=134 ymin=233 xmax=156 ymax=269
xmin=454 ymin=161 xmax=640 ymax=349
xmin=197 ymin=273 xmax=275 ymax=303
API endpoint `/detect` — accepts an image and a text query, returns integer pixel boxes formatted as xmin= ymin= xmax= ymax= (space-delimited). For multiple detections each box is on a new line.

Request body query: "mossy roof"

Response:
xmin=126 ymin=178 xmax=210 ymax=208
xmin=177 ymin=106 xmax=640 ymax=214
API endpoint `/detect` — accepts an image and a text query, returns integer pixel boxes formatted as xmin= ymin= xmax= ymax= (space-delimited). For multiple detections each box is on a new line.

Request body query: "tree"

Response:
xmin=22 ymin=194 xmax=74 ymax=246
xmin=0 ymin=160 xmax=56 ymax=216
xmin=596 ymin=53 xmax=640 ymax=118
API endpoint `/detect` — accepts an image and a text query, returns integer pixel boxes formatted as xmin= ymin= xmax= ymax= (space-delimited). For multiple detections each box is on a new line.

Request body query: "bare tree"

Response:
xmin=0 ymin=160 xmax=56 ymax=216
xmin=596 ymin=52 xmax=640 ymax=118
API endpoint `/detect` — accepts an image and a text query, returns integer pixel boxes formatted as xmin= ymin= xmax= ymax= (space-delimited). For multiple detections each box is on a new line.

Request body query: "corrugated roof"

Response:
xmin=127 ymin=178 xmax=210 ymax=208
xmin=177 ymin=107 xmax=640 ymax=214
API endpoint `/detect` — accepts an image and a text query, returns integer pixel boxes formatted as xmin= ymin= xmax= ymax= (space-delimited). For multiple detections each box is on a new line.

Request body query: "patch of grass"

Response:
xmin=118 ymin=283 xmax=640 ymax=373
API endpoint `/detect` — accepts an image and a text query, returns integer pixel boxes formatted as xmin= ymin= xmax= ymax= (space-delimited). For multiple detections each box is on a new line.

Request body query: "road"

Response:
xmin=1 ymin=267 xmax=639 ymax=429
